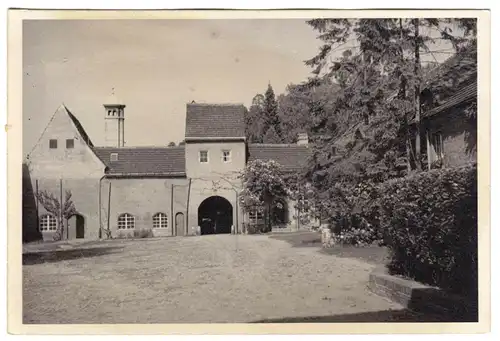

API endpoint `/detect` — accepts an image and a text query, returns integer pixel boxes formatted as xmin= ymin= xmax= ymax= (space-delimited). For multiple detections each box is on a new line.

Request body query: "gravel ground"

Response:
xmin=23 ymin=234 xmax=408 ymax=324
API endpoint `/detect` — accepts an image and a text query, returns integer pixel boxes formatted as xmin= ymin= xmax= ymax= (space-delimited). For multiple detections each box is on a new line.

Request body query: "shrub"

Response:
xmin=133 ymin=228 xmax=154 ymax=239
xmin=116 ymin=231 xmax=133 ymax=239
xmin=378 ymin=163 xmax=477 ymax=298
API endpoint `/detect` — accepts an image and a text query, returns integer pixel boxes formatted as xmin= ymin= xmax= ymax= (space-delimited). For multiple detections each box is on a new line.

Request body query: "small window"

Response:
xmin=108 ymin=110 xmax=112 ymax=116
xmin=39 ymin=214 xmax=57 ymax=232
xmin=199 ymin=150 xmax=208 ymax=163
xmin=431 ymin=132 xmax=444 ymax=160
xmin=66 ymin=139 xmax=74 ymax=149
xmin=153 ymin=213 xmax=168 ymax=229
xmin=49 ymin=139 xmax=57 ymax=149
xmin=110 ymin=153 xmax=118 ymax=162
xmin=222 ymin=150 xmax=231 ymax=163
xmin=249 ymin=209 xmax=264 ymax=224
xmin=117 ymin=213 xmax=135 ymax=230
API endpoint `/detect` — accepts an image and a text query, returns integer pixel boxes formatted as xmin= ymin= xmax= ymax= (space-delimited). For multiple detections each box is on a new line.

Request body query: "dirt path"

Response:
xmin=23 ymin=234 xmax=405 ymax=323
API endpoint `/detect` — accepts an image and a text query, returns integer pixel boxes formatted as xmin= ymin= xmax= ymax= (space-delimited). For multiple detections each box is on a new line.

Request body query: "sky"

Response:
xmin=23 ymin=19 xmax=322 ymax=154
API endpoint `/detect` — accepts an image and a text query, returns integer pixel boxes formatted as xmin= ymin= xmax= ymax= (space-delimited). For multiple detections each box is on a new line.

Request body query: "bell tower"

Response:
xmin=104 ymin=88 xmax=125 ymax=147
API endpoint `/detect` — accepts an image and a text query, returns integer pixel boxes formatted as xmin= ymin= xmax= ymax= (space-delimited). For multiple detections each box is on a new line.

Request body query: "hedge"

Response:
xmin=378 ymin=163 xmax=477 ymax=298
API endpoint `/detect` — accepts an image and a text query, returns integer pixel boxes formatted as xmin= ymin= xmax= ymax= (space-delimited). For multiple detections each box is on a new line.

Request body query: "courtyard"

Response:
xmin=24 ymin=233 xmax=428 ymax=324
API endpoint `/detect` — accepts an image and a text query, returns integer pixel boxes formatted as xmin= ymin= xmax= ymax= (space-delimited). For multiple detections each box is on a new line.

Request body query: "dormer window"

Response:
xmin=49 ymin=139 xmax=57 ymax=149
xmin=66 ymin=139 xmax=74 ymax=149
xmin=199 ymin=150 xmax=208 ymax=163
xmin=110 ymin=153 xmax=118 ymax=162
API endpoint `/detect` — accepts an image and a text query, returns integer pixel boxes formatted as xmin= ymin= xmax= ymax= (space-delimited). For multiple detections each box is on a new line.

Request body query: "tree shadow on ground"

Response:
xmin=251 ymin=308 xmax=463 ymax=323
xmin=268 ymin=231 xmax=389 ymax=266
xmin=22 ymin=246 xmax=124 ymax=265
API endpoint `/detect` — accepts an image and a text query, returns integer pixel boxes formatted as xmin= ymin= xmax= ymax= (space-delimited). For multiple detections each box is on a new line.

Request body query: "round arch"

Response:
xmin=68 ymin=213 xmax=85 ymax=239
xmin=198 ymin=196 xmax=233 ymax=235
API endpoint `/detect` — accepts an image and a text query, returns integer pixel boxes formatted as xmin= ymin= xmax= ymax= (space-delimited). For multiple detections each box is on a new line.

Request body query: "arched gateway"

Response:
xmin=198 ymin=196 xmax=233 ymax=235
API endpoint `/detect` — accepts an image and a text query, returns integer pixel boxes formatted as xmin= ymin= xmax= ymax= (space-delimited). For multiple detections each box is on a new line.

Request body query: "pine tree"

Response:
xmin=262 ymin=83 xmax=282 ymax=142
xmin=303 ymin=18 xmax=476 ymax=220
xmin=262 ymin=126 xmax=282 ymax=144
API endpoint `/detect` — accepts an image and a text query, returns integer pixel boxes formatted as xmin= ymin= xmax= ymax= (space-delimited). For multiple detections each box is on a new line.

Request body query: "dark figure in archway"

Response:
xmin=198 ymin=196 xmax=233 ymax=235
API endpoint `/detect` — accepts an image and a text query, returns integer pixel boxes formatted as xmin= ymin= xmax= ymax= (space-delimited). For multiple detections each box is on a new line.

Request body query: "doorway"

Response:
xmin=175 ymin=212 xmax=185 ymax=236
xmin=68 ymin=214 xmax=85 ymax=239
xmin=198 ymin=196 xmax=233 ymax=235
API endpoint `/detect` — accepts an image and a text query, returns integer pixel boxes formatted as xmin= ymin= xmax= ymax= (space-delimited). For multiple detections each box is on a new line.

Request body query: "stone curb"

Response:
xmin=367 ymin=266 xmax=478 ymax=322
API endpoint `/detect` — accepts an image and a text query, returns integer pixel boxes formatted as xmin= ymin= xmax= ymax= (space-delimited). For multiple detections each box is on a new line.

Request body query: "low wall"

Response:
xmin=368 ymin=266 xmax=478 ymax=322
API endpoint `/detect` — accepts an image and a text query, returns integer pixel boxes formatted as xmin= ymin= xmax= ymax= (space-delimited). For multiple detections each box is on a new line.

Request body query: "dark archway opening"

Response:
xmin=272 ymin=200 xmax=288 ymax=228
xmin=198 ymin=196 xmax=233 ymax=235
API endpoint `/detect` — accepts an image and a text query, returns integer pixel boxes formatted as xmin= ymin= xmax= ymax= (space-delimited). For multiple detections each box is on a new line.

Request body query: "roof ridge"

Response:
xmin=249 ymin=143 xmax=305 ymax=147
xmin=93 ymin=146 xmax=185 ymax=150
xmin=187 ymin=102 xmax=245 ymax=107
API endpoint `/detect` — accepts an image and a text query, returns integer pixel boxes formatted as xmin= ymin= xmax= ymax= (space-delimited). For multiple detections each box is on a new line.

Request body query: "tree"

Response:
xmin=303 ymin=18 xmax=476 ymax=229
xmin=239 ymin=160 xmax=288 ymax=232
xmin=262 ymin=83 xmax=282 ymax=140
xmin=36 ymin=189 xmax=77 ymax=241
xmin=244 ymin=94 xmax=265 ymax=143
xmin=168 ymin=142 xmax=176 ymax=147
xmin=262 ymin=126 xmax=282 ymax=144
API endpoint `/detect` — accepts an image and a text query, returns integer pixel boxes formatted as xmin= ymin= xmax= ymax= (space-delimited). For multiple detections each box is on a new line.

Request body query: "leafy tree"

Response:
xmin=239 ymin=160 xmax=288 ymax=232
xmin=168 ymin=142 xmax=176 ymax=147
xmin=36 ymin=190 xmax=77 ymax=241
xmin=244 ymin=94 xmax=266 ymax=143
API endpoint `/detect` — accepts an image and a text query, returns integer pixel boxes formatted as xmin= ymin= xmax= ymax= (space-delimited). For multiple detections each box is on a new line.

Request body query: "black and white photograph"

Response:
xmin=7 ymin=8 xmax=490 ymax=333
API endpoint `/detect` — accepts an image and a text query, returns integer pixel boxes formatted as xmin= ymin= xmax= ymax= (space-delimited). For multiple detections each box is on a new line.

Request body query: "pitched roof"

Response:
xmin=66 ymin=107 xmax=94 ymax=147
xmin=185 ymin=103 xmax=246 ymax=139
xmin=420 ymin=80 xmax=477 ymax=120
xmin=247 ymin=144 xmax=311 ymax=172
xmin=93 ymin=146 xmax=186 ymax=176
xmin=422 ymin=46 xmax=477 ymax=90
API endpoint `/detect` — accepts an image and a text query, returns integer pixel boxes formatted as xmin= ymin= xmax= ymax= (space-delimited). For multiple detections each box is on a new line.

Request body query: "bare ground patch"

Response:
xmin=23 ymin=235 xmax=405 ymax=324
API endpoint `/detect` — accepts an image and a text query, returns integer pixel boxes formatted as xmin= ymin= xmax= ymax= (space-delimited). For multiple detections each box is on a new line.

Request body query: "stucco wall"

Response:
xmin=426 ymin=107 xmax=477 ymax=168
xmin=185 ymin=141 xmax=246 ymax=179
xmin=99 ymin=177 xmax=190 ymax=238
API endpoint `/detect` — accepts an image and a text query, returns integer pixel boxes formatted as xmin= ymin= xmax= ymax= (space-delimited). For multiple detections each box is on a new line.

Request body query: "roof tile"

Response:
xmin=93 ymin=146 xmax=186 ymax=176
xmin=247 ymin=144 xmax=311 ymax=171
xmin=185 ymin=103 xmax=246 ymax=138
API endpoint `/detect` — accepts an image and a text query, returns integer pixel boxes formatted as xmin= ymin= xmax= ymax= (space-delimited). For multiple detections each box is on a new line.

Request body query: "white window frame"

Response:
xmin=110 ymin=153 xmax=118 ymax=162
xmin=39 ymin=214 xmax=57 ymax=232
xmin=117 ymin=213 xmax=135 ymax=230
xmin=199 ymin=150 xmax=209 ymax=163
xmin=153 ymin=212 xmax=168 ymax=229
xmin=222 ymin=150 xmax=231 ymax=163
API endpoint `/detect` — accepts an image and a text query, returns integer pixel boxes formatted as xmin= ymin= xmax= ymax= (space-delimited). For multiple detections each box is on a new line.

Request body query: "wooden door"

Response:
xmin=175 ymin=212 xmax=185 ymax=236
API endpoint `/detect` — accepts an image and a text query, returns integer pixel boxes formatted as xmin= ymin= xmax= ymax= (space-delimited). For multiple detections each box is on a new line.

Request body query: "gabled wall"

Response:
xmin=25 ymin=105 xmax=106 ymax=241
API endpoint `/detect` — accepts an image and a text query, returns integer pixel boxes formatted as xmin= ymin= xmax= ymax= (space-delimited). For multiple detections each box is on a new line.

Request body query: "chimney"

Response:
xmin=297 ymin=132 xmax=309 ymax=145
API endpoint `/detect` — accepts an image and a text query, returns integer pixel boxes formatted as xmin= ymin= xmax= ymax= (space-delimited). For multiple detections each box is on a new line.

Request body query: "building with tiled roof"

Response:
xmin=23 ymin=100 xmax=312 ymax=242
xmin=413 ymin=47 xmax=477 ymax=170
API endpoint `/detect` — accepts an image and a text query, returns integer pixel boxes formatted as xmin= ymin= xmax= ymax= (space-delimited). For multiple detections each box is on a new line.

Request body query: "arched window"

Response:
xmin=153 ymin=212 xmax=168 ymax=229
xmin=39 ymin=214 xmax=57 ymax=232
xmin=117 ymin=213 xmax=135 ymax=230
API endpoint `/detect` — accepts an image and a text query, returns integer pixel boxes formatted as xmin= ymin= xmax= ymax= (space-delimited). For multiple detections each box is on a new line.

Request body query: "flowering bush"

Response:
xmin=239 ymin=160 xmax=289 ymax=231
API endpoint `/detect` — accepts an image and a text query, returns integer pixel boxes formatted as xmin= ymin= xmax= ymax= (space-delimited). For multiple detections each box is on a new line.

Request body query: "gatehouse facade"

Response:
xmin=23 ymin=99 xmax=312 ymax=242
